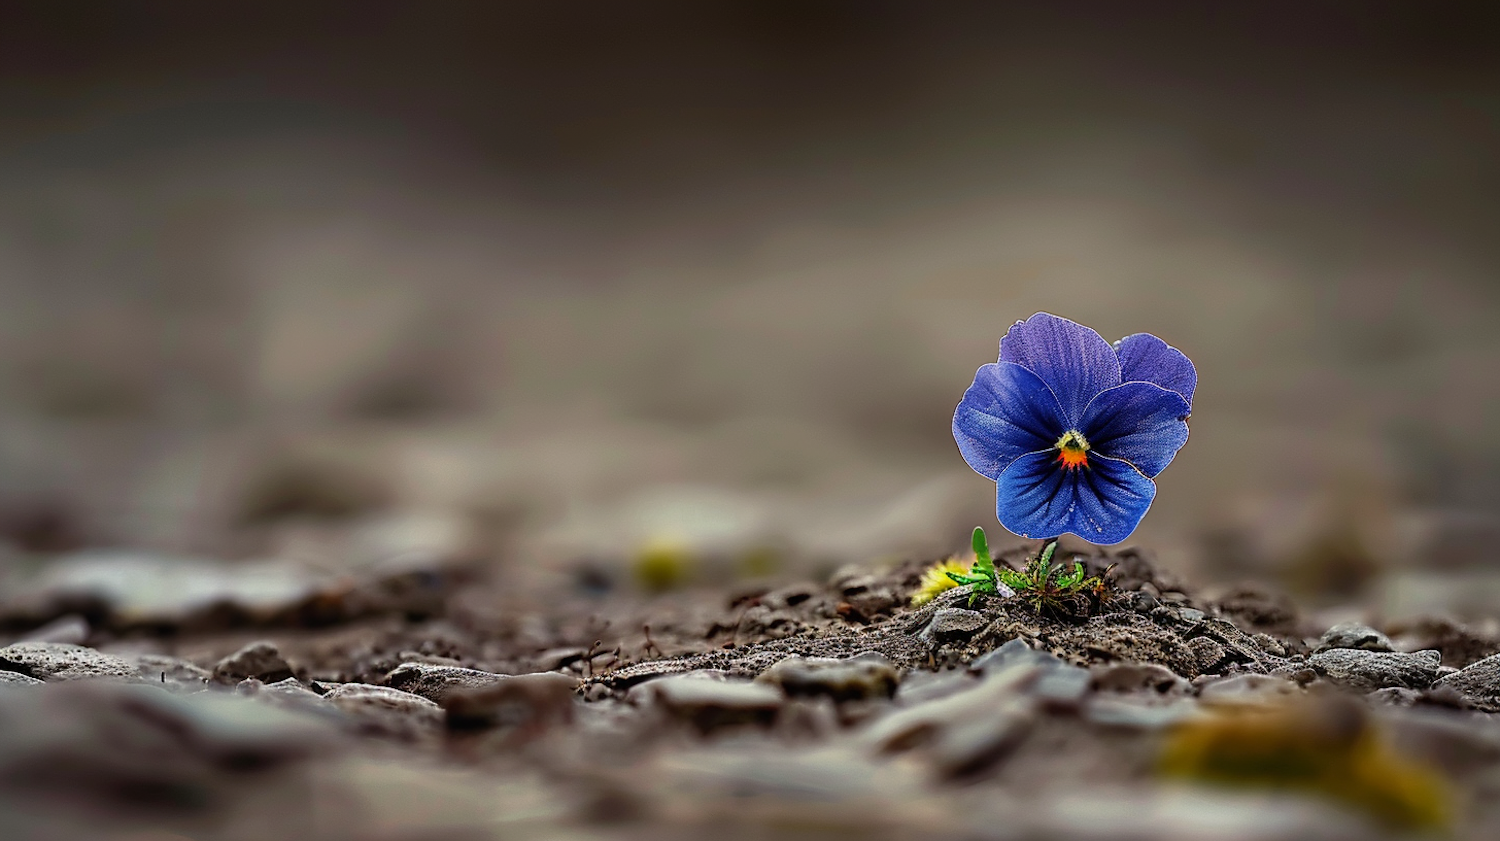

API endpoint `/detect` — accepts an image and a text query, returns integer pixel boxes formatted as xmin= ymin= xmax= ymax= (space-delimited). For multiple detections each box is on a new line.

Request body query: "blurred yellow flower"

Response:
xmin=911 ymin=557 xmax=972 ymax=606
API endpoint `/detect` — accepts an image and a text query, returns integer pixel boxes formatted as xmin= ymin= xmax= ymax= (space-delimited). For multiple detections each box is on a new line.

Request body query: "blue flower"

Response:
xmin=953 ymin=313 xmax=1194 ymax=544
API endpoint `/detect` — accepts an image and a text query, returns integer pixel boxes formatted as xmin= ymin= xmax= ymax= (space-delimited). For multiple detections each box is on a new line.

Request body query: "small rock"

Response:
xmin=0 ymin=642 xmax=137 ymax=682
xmin=647 ymin=676 xmax=783 ymax=734
xmin=444 ymin=672 xmax=579 ymax=734
xmin=260 ymin=677 xmax=332 ymax=708
xmin=0 ymin=670 xmax=44 ymax=687
xmin=384 ymin=662 xmax=510 ymax=704
xmin=894 ymin=669 xmax=974 ymax=706
xmin=1368 ymin=687 xmax=1422 ymax=707
xmin=1306 ymin=648 xmax=1441 ymax=691
xmin=1315 ymin=622 xmax=1394 ymax=653
xmin=1084 ymin=696 xmax=1202 ymax=729
xmin=17 ymin=614 xmax=90 ymax=645
xmin=323 ymin=683 xmax=444 ymax=738
xmin=1432 ymin=652 xmax=1500 ymax=711
xmin=920 ymin=608 xmax=988 ymax=642
xmin=1197 ymin=673 xmax=1301 ymax=705
xmin=861 ymin=661 xmax=1040 ymax=776
xmin=1187 ymin=636 xmax=1225 ymax=672
xmin=212 ymin=641 xmax=294 ymax=685
xmin=1091 ymin=662 xmax=1191 ymax=696
xmin=969 ymin=638 xmax=1061 ymax=676
xmin=132 ymin=653 xmax=212 ymax=693
xmin=1029 ymin=665 xmax=1092 ymax=711
xmin=756 ymin=653 xmax=898 ymax=702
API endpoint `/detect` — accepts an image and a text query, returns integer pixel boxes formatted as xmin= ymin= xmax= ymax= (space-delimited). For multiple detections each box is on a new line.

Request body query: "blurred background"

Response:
xmin=1 ymin=2 xmax=1498 ymax=610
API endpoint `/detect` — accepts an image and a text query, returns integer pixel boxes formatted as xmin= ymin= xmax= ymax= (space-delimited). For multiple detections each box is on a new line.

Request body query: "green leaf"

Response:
xmin=971 ymin=527 xmax=995 ymax=578
xmin=1039 ymin=540 xmax=1057 ymax=566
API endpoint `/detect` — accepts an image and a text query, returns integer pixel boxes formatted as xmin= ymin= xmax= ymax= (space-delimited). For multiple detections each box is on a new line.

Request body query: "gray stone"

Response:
xmin=1197 ymin=673 xmax=1301 ymax=705
xmin=756 ymin=653 xmax=898 ymax=702
xmin=132 ymin=653 xmax=212 ymax=693
xmin=1307 ymin=648 xmax=1440 ymax=691
xmin=1367 ymin=687 xmax=1422 ymax=707
xmin=323 ymin=683 xmax=444 ymax=738
xmin=443 ymin=671 xmax=579 ymax=734
xmin=0 ymin=642 xmax=137 ymax=681
xmin=17 ymin=614 xmax=90 ymax=645
xmin=1083 ymin=696 xmax=1202 ymax=729
xmin=1029 ymin=665 xmax=1092 ymax=710
xmin=384 ymin=662 xmax=510 ymax=703
xmin=968 ymin=637 xmax=1062 ymax=676
xmin=1187 ymin=636 xmax=1226 ymax=672
xmin=861 ymin=661 xmax=1040 ymax=776
xmin=212 ymin=641 xmax=294 ymax=685
xmin=0 ymin=670 xmax=44 ymax=687
xmin=1091 ymin=662 xmax=1191 ymax=696
xmin=253 ymin=677 xmax=335 ymax=711
xmin=1432 ymin=652 xmax=1500 ymax=711
xmin=0 ymin=681 xmax=341 ymax=813
xmin=894 ymin=669 xmax=975 ymax=706
xmin=1315 ymin=621 xmax=1393 ymax=653
xmin=920 ymin=608 xmax=988 ymax=642
xmin=21 ymin=552 xmax=328 ymax=626
xmin=646 ymin=676 xmax=783 ymax=733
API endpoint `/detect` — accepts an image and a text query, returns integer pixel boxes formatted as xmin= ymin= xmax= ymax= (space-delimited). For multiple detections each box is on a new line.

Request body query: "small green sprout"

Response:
xmin=946 ymin=527 xmax=1113 ymax=616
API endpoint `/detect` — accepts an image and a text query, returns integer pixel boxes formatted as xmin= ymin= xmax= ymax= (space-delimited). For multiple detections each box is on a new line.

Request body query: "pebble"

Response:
xmin=920 ymin=607 xmax=988 ymax=642
xmin=18 ymin=551 xmax=327 ymax=627
xmin=0 ymin=670 xmax=44 ymax=687
xmin=968 ymin=637 xmax=1062 ymax=676
xmin=0 ymin=681 xmax=341 ymax=817
xmin=384 ymin=662 xmax=511 ymax=704
xmin=1083 ymin=696 xmax=1203 ymax=729
xmin=133 ymin=653 xmax=212 ymax=692
xmin=0 ymin=642 xmax=138 ymax=681
xmin=1368 ymin=687 xmax=1422 ymax=707
xmin=646 ymin=676 xmax=784 ymax=734
xmin=756 ymin=653 xmax=899 ymax=702
xmin=443 ymin=671 xmax=579 ymax=733
xmin=1197 ymin=673 xmax=1301 ymax=705
xmin=16 ymin=614 xmax=90 ymax=645
xmin=1187 ymin=636 xmax=1226 ymax=672
xmin=1432 ymin=652 xmax=1500 ymax=711
xmin=1091 ymin=662 xmax=1192 ymax=696
xmin=894 ymin=669 xmax=975 ymax=706
xmin=1029 ymin=665 xmax=1093 ymax=711
xmin=323 ymin=683 xmax=445 ymax=738
xmin=1315 ymin=622 xmax=1394 ymax=653
xmin=212 ymin=640 xmax=295 ymax=685
xmin=861 ymin=661 xmax=1040 ymax=776
xmin=259 ymin=676 xmax=333 ymax=707
xmin=1306 ymin=648 xmax=1441 ymax=691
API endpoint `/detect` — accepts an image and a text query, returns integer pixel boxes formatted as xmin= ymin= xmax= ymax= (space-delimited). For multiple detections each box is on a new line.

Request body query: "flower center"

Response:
xmin=1054 ymin=430 xmax=1090 ymax=470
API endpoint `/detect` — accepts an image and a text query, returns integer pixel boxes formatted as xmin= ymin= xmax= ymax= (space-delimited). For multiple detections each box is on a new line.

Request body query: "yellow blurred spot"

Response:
xmin=632 ymin=538 xmax=695 ymax=592
xmin=911 ymin=557 xmax=971 ymax=606
xmin=1159 ymin=697 xmax=1450 ymax=830
xmin=737 ymin=545 xmax=781 ymax=579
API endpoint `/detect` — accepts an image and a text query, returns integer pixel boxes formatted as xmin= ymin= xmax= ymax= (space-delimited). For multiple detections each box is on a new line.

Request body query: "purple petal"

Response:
xmin=999 ymin=313 xmax=1122 ymax=426
xmin=1078 ymin=382 xmax=1189 ymax=478
xmin=995 ymin=451 xmax=1156 ymax=545
xmin=953 ymin=362 xmax=1067 ymax=480
xmin=1114 ymin=333 xmax=1196 ymax=409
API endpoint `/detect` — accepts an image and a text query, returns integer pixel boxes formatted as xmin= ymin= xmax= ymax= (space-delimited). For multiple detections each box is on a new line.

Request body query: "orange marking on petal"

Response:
xmin=1056 ymin=448 xmax=1089 ymax=470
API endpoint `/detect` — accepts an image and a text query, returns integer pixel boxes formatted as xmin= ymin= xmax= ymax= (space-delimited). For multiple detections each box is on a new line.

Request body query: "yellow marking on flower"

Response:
xmin=911 ymin=557 xmax=972 ymax=606
xmin=1054 ymin=429 xmax=1090 ymax=470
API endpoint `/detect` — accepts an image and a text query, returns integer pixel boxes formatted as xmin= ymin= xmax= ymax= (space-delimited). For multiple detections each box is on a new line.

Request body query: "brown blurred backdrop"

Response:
xmin=1 ymin=3 xmax=1498 ymax=601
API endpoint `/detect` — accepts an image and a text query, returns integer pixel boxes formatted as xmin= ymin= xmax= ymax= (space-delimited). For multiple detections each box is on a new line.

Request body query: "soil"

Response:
xmin=2 ymin=541 xmax=1500 ymax=841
